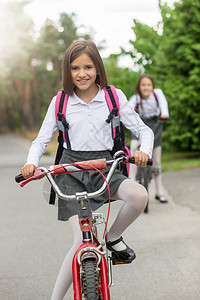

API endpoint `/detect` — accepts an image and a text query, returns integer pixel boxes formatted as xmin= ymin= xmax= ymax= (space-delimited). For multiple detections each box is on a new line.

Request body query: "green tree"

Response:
xmin=32 ymin=14 xmax=79 ymax=123
xmin=27 ymin=12 xmax=93 ymax=127
xmin=0 ymin=1 xmax=93 ymax=131
xmin=0 ymin=1 xmax=35 ymax=129
xmin=104 ymin=54 xmax=139 ymax=99
xmin=158 ymin=0 xmax=200 ymax=151
xmin=123 ymin=20 xmax=161 ymax=74
xmin=127 ymin=0 xmax=200 ymax=151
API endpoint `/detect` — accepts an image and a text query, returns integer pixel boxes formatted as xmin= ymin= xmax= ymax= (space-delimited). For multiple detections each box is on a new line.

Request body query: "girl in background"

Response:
xmin=129 ymin=74 xmax=169 ymax=203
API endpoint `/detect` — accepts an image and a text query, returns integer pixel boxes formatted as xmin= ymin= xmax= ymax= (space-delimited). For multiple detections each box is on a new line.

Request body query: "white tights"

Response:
xmin=129 ymin=139 xmax=163 ymax=196
xmin=51 ymin=179 xmax=147 ymax=300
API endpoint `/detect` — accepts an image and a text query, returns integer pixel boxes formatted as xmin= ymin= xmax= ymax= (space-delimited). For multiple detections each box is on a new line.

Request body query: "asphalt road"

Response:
xmin=0 ymin=134 xmax=200 ymax=300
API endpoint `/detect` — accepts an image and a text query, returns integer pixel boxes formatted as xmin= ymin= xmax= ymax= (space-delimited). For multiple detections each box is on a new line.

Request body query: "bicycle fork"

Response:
xmin=72 ymin=198 xmax=110 ymax=300
xmin=72 ymin=243 xmax=110 ymax=300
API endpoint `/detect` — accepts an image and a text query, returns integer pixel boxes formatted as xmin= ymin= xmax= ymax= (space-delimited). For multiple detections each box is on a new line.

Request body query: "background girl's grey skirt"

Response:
xmin=56 ymin=149 xmax=127 ymax=221
xmin=131 ymin=116 xmax=163 ymax=147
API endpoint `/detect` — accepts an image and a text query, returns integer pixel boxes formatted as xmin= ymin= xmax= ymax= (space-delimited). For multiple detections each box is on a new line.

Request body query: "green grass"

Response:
xmin=161 ymin=151 xmax=200 ymax=172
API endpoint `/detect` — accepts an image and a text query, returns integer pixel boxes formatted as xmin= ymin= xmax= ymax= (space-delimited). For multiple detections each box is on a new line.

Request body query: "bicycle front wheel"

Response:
xmin=136 ymin=167 xmax=148 ymax=190
xmin=82 ymin=257 xmax=101 ymax=300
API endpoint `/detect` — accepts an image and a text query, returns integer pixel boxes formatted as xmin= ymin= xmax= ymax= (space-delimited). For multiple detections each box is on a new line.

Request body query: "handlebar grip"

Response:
xmin=15 ymin=174 xmax=25 ymax=183
xmin=128 ymin=157 xmax=153 ymax=166
xmin=146 ymin=159 xmax=153 ymax=166
xmin=15 ymin=168 xmax=46 ymax=187
xmin=159 ymin=117 xmax=171 ymax=121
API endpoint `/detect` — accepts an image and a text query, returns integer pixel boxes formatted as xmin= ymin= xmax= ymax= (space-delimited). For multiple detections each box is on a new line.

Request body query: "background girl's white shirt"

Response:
xmin=27 ymin=88 xmax=154 ymax=166
xmin=129 ymin=88 xmax=169 ymax=118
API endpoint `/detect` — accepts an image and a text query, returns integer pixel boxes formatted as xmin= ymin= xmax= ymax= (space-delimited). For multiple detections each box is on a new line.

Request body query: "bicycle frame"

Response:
xmin=71 ymin=196 xmax=110 ymax=300
xmin=39 ymin=156 xmax=124 ymax=300
xmin=72 ymin=233 xmax=110 ymax=300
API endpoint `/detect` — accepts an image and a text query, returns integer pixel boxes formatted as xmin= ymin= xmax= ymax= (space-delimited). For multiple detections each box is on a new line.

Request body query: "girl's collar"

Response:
xmin=71 ymin=85 xmax=103 ymax=104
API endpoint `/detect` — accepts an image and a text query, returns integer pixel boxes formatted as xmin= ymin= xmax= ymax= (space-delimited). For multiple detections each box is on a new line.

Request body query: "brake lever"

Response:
xmin=19 ymin=168 xmax=46 ymax=187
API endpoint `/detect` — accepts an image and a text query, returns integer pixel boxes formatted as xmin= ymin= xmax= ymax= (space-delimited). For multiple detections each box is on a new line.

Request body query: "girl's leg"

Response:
xmin=107 ymin=179 xmax=147 ymax=251
xmin=129 ymin=139 xmax=140 ymax=180
xmin=152 ymin=146 xmax=163 ymax=196
xmin=51 ymin=215 xmax=82 ymax=300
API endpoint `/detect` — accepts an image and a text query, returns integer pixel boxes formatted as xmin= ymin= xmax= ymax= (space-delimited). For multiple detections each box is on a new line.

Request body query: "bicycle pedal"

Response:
xmin=111 ymin=252 xmax=133 ymax=265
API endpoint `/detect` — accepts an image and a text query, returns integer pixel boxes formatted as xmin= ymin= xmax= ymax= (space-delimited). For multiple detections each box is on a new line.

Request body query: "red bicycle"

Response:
xmin=15 ymin=151 xmax=152 ymax=300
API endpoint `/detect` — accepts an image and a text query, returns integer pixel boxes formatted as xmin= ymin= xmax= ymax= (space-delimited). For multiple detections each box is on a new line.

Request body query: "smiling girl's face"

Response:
xmin=140 ymin=77 xmax=154 ymax=99
xmin=70 ymin=52 xmax=98 ymax=95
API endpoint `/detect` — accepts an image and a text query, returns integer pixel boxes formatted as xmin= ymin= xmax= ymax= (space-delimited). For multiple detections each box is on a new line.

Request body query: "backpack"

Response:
xmin=49 ymin=85 xmax=131 ymax=205
xmin=135 ymin=90 xmax=159 ymax=115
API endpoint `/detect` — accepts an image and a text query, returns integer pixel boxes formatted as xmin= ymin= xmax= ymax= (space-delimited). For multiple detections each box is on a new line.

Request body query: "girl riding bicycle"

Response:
xmin=21 ymin=40 xmax=154 ymax=300
xmin=129 ymin=74 xmax=170 ymax=203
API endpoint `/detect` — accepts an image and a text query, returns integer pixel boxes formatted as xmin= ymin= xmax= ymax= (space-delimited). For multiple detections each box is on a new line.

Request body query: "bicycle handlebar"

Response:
xmin=15 ymin=173 xmax=25 ymax=183
xmin=15 ymin=156 xmax=152 ymax=184
xmin=127 ymin=156 xmax=152 ymax=165
xmin=15 ymin=158 xmax=108 ymax=184
xmin=15 ymin=153 xmax=152 ymax=201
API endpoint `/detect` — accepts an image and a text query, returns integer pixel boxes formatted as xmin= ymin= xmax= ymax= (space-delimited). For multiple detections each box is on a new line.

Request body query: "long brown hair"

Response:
xmin=135 ymin=74 xmax=155 ymax=97
xmin=62 ymin=40 xmax=108 ymax=95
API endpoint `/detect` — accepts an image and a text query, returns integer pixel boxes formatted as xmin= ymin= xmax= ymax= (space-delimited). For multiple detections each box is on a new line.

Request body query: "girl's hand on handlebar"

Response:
xmin=133 ymin=151 xmax=149 ymax=167
xmin=21 ymin=164 xmax=36 ymax=179
xmin=159 ymin=115 xmax=170 ymax=122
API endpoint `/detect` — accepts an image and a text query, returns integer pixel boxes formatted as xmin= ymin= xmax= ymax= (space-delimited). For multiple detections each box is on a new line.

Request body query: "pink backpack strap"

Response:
xmin=103 ymin=85 xmax=120 ymax=109
xmin=55 ymin=90 xmax=69 ymax=143
xmin=55 ymin=91 xmax=68 ymax=119
xmin=104 ymin=86 xmax=130 ymax=176
xmin=103 ymin=85 xmax=120 ymax=139
xmin=55 ymin=91 xmax=62 ymax=119
xmin=109 ymin=85 xmax=120 ymax=109
xmin=152 ymin=90 xmax=159 ymax=106
xmin=103 ymin=87 xmax=113 ymax=111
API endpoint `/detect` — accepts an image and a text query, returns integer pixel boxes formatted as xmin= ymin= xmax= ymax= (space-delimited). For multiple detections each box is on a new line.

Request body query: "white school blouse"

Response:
xmin=129 ymin=89 xmax=169 ymax=118
xmin=27 ymin=88 xmax=154 ymax=166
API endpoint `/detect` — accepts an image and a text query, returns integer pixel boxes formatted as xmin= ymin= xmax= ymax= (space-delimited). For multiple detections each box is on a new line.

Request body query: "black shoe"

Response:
xmin=105 ymin=236 xmax=136 ymax=263
xmin=155 ymin=195 xmax=168 ymax=203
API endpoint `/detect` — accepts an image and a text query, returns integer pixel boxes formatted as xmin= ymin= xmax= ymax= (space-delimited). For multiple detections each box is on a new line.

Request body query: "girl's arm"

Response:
xmin=128 ymin=94 xmax=137 ymax=109
xmin=154 ymin=89 xmax=169 ymax=118
xmin=26 ymin=96 xmax=58 ymax=167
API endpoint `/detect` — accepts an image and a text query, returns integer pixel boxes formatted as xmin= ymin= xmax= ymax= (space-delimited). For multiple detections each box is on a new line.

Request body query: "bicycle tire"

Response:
xmin=143 ymin=167 xmax=149 ymax=191
xmin=81 ymin=257 xmax=100 ymax=300
xmin=137 ymin=167 xmax=149 ymax=213
xmin=136 ymin=167 xmax=148 ymax=190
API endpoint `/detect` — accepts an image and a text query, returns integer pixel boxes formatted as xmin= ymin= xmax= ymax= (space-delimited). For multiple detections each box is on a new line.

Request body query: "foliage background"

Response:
xmin=125 ymin=0 xmax=200 ymax=151
xmin=0 ymin=0 xmax=199 ymax=152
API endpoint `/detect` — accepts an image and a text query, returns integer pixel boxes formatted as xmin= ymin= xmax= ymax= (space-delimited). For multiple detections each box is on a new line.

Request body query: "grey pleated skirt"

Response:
xmin=131 ymin=116 xmax=163 ymax=147
xmin=56 ymin=149 xmax=127 ymax=221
